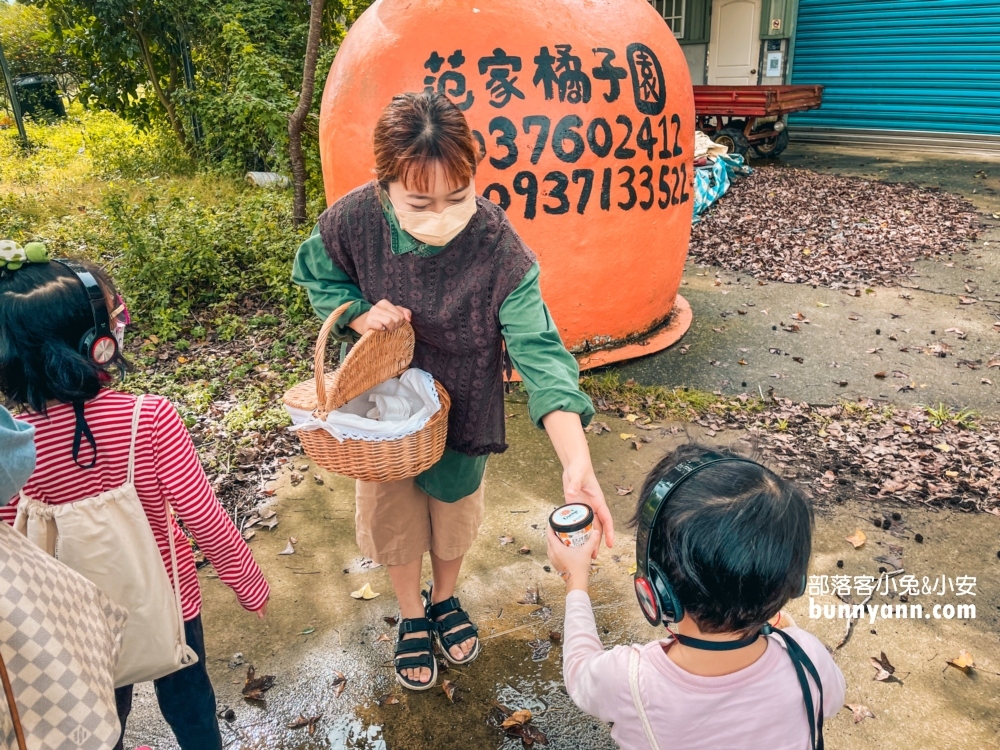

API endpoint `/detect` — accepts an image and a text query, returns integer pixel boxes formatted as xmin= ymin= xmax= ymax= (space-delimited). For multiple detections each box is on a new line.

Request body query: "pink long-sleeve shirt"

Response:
xmin=563 ymin=590 xmax=846 ymax=750
xmin=2 ymin=389 xmax=269 ymax=620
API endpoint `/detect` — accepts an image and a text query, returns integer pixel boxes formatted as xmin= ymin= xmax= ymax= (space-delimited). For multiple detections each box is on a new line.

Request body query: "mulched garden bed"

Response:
xmin=689 ymin=167 xmax=981 ymax=288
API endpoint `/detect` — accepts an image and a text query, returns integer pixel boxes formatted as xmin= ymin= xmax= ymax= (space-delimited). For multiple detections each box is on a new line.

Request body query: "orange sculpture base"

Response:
xmin=507 ymin=294 xmax=691 ymax=382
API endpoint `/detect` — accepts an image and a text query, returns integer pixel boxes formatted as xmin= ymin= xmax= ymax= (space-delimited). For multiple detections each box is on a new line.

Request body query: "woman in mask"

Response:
xmin=292 ymin=91 xmax=613 ymax=692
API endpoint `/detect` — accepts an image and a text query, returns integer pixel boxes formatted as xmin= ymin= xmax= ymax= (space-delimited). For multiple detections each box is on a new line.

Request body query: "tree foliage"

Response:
xmin=23 ymin=0 xmax=371 ymax=174
xmin=0 ymin=3 xmax=82 ymax=102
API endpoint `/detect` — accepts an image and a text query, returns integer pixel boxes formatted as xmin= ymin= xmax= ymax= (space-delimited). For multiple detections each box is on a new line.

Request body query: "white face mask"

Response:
xmin=391 ymin=192 xmax=478 ymax=247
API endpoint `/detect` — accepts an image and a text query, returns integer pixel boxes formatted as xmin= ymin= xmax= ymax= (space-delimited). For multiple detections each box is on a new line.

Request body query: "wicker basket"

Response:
xmin=283 ymin=302 xmax=450 ymax=482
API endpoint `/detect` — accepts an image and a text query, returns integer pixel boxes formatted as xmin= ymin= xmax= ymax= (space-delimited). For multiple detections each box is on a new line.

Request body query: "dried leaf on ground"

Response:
xmin=331 ymin=672 xmax=347 ymax=697
xmin=499 ymin=535 xmax=515 ymax=546
xmin=585 ymin=421 xmax=611 ymax=435
xmin=288 ymin=713 xmax=322 ymax=734
xmin=376 ymin=693 xmax=400 ymax=706
xmin=278 ymin=538 xmax=296 ymax=555
xmin=946 ymin=651 xmax=975 ymax=672
xmin=350 ymin=583 xmax=380 ymax=600
xmin=242 ymin=666 xmax=276 ymax=701
xmin=502 ymin=710 xmax=533 ymax=728
xmin=615 ymin=484 xmax=633 ymax=495
xmin=871 ymin=652 xmax=896 ymax=681
xmin=846 ymin=704 xmax=875 ymax=724
xmin=442 ymin=680 xmax=458 ymax=702
xmin=383 ymin=616 xmax=399 ymax=626
xmin=518 ymin=546 xmax=532 ymax=555
xmin=846 ymin=529 xmax=867 ymax=549
xmin=619 ymin=433 xmax=637 ymax=440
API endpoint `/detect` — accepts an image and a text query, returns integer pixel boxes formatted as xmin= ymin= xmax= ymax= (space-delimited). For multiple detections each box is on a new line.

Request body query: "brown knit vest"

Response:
xmin=318 ymin=182 xmax=536 ymax=456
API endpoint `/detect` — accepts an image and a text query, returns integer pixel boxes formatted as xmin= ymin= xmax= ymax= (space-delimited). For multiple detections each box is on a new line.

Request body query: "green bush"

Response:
xmin=102 ymin=187 xmax=310 ymax=339
xmin=1 ymin=113 xmax=313 ymax=343
xmin=82 ymin=110 xmax=193 ymax=180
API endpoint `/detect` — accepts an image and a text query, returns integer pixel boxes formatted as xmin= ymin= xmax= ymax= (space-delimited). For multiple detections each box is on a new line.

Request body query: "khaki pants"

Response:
xmin=355 ymin=478 xmax=485 ymax=566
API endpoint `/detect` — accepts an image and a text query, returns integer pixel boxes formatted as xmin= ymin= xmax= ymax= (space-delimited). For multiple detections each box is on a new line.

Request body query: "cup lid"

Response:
xmin=549 ymin=503 xmax=594 ymax=533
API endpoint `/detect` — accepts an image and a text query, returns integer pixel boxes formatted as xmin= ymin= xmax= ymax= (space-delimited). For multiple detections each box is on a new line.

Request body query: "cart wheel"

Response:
xmin=752 ymin=128 xmax=790 ymax=159
xmin=713 ymin=128 xmax=750 ymax=157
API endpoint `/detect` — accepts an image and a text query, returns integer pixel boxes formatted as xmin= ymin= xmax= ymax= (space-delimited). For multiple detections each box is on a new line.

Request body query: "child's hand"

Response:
xmin=546 ymin=520 xmax=602 ymax=592
xmin=349 ymin=299 xmax=412 ymax=334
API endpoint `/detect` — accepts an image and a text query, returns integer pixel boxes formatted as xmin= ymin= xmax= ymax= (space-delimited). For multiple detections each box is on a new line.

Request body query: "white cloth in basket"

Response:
xmin=285 ymin=368 xmax=441 ymax=442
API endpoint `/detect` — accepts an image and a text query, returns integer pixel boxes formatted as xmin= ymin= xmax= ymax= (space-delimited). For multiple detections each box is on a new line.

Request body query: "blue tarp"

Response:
xmin=692 ymin=154 xmax=752 ymax=224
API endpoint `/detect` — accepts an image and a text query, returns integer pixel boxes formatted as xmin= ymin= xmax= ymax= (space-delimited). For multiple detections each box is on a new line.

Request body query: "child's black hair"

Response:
xmin=631 ymin=442 xmax=813 ymax=636
xmin=0 ymin=260 xmax=125 ymax=414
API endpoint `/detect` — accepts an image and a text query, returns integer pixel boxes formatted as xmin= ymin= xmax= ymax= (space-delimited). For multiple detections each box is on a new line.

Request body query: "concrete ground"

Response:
xmin=125 ymin=145 xmax=1000 ymax=749
xmin=619 ymin=144 xmax=1000 ymax=416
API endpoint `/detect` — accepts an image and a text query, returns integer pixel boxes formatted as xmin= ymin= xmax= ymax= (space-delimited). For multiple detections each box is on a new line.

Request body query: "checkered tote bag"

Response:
xmin=0 ymin=521 xmax=127 ymax=749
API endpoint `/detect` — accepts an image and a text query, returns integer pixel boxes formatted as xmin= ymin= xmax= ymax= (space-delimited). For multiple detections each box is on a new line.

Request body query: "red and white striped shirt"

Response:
xmin=1 ymin=389 xmax=269 ymax=621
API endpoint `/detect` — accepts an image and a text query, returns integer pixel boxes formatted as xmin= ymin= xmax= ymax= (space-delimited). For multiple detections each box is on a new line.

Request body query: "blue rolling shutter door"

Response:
xmin=790 ymin=0 xmax=1000 ymax=136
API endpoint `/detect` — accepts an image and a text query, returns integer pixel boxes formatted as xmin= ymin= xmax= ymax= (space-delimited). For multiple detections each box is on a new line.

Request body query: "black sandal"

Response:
xmin=425 ymin=593 xmax=481 ymax=666
xmin=394 ymin=617 xmax=438 ymax=691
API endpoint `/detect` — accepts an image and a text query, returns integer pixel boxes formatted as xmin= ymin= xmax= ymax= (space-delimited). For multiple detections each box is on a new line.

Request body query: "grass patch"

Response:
xmin=579 ymin=372 xmax=765 ymax=422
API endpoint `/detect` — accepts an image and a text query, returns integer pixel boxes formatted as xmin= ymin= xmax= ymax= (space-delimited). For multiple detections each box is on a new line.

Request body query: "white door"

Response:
xmin=707 ymin=0 xmax=763 ymax=85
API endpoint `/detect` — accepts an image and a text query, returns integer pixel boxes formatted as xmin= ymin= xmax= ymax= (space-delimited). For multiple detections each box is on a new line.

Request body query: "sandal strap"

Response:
xmin=398 ymin=617 xmax=435 ymax=636
xmin=438 ymin=622 xmax=478 ymax=650
xmin=395 ymin=653 xmax=435 ymax=671
xmin=437 ymin=610 xmax=477 ymax=635
xmin=394 ymin=636 xmax=433 ymax=656
xmin=427 ymin=596 xmax=463 ymax=620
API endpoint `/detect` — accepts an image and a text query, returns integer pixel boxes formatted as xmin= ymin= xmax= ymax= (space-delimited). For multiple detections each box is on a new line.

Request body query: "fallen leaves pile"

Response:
xmin=741 ymin=398 xmax=1000 ymax=511
xmin=123 ymin=313 xmax=322 ymax=531
xmin=592 ymin=392 xmax=1000 ymax=512
xmin=690 ymin=168 xmax=979 ymax=287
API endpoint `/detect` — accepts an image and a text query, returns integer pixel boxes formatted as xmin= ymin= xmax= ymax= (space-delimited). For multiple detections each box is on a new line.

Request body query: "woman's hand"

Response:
xmin=542 ymin=410 xmax=615 ymax=552
xmin=349 ymin=299 xmax=412 ymax=334
xmin=546 ymin=521 xmax=602 ymax=592
xmin=563 ymin=460 xmax=615 ymax=554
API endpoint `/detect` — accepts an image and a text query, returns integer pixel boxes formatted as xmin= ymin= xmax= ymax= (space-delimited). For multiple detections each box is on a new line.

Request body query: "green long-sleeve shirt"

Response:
xmin=292 ymin=203 xmax=593 ymax=502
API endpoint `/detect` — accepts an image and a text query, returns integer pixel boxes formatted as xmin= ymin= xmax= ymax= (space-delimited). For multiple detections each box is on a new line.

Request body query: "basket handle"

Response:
xmin=313 ymin=302 xmax=357 ymax=414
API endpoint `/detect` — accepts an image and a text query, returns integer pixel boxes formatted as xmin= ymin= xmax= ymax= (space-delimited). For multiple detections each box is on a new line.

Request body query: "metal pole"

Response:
xmin=0 ymin=38 xmax=28 ymax=147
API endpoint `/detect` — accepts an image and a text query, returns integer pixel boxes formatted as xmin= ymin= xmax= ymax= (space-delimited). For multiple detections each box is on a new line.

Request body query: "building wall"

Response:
xmin=682 ymin=43 xmax=707 ymax=85
xmin=790 ymin=0 xmax=1000 ymax=136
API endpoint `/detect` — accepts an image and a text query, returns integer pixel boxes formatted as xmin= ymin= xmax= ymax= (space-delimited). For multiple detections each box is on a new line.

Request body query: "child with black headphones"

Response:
xmin=547 ymin=443 xmax=845 ymax=750
xmin=0 ymin=253 xmax=269 ymax=750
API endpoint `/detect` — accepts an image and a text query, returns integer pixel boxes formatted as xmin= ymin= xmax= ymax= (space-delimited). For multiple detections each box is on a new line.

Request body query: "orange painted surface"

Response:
xmin=320 ymin=0 xmax=695 ymax=356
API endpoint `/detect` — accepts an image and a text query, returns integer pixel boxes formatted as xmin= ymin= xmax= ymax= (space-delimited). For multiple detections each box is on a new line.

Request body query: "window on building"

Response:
xmin=649 ymin=0 xmax=685 ymax=38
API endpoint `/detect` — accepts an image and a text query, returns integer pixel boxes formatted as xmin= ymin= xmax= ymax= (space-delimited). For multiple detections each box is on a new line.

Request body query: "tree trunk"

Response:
xmin=130 ymin=19 xmax=189 ymax=152
xmin=288 ymin=0 xmax=326 ymax=227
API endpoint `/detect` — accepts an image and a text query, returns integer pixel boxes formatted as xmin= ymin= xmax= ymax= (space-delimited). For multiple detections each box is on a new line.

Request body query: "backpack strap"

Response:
xmin=0 ymin=645 xmax=27 ymax=750
xmin=130 ymin=394 xmax=193 ymax=663
xmin=628 ymin=647 xmax=661 ymax=750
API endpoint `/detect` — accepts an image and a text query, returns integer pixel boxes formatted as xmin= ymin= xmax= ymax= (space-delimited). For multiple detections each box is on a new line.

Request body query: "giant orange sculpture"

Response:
xmin=319 ymin=0 xmax=694 ymax=369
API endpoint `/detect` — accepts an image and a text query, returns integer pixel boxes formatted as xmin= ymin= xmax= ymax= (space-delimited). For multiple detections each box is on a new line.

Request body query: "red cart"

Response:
xmin=693 ymin=85 xmax=824 ymax=158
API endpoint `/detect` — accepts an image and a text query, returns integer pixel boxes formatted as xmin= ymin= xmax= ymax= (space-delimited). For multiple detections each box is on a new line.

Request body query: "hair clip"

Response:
xmin=0 ymin=241 xmax=50 ymax=271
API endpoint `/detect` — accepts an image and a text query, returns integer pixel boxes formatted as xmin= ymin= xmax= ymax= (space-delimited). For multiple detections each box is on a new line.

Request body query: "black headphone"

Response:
xmin=53 ymin=259 xmax=124 ymax=470
xmin=54 ymin=259 xmax=119 ymax=367
xmin=633 ymin=450 xmax=824 ymax=750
